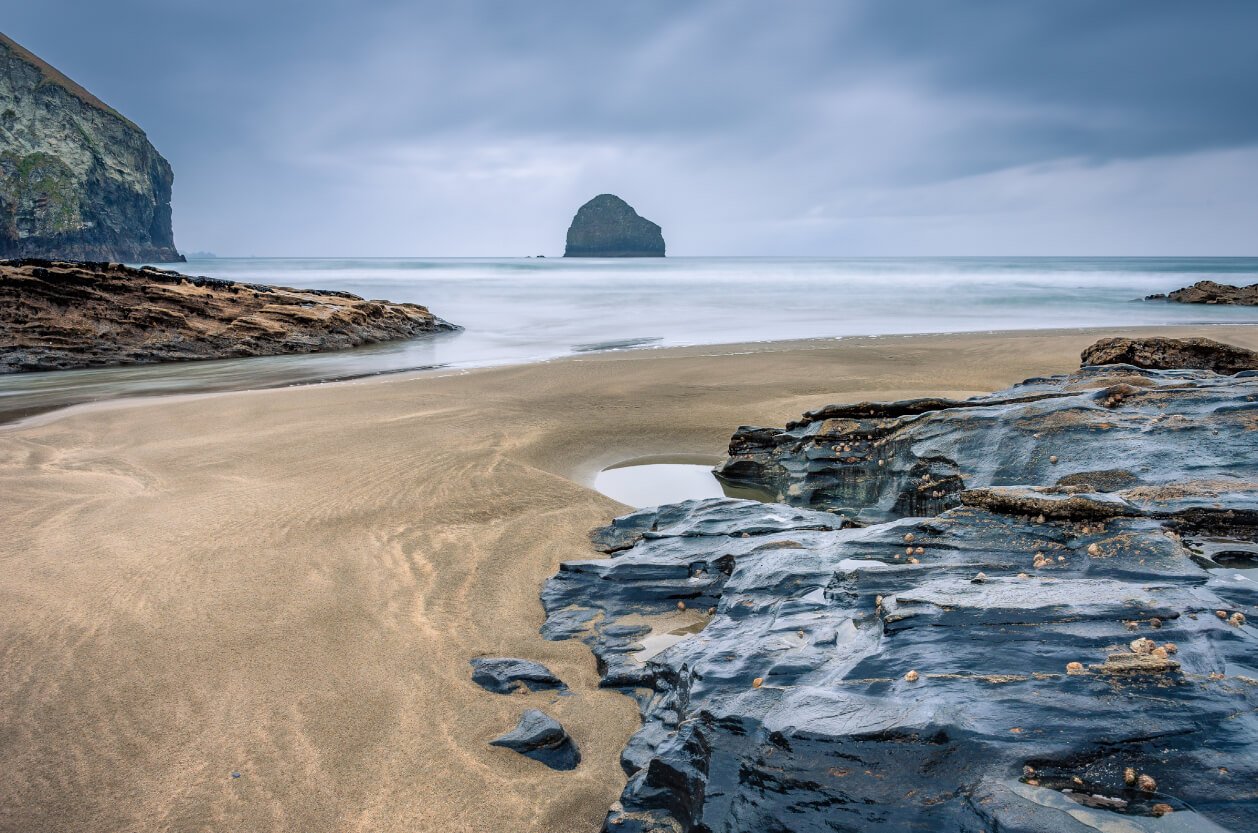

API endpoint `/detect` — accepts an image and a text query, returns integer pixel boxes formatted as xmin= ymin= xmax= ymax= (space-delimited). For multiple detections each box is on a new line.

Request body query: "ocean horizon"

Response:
xmin=2 ymin=254 xmax=1256 ymax=420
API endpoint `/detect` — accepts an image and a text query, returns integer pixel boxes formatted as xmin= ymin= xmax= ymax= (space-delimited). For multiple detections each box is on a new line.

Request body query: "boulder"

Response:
xmin=469 ymin=657 xmax=566 ymax=694
xmin=563 ymin=194 xmax=665 ymax=258
xmin=1147 ymin=280 xmax=1258 ymax=306
xmin=0 ymin=33 xmax=181 ymax=262
xmin=489 ymin=709 xmax=580 ymax=770
xmin=1081 ymin=336 xmax=1258 ymax=375
xmin=542 ymin=363 xmax=1258 ymax=832
xmin=0 ymin=259 xmax=457 ymax=372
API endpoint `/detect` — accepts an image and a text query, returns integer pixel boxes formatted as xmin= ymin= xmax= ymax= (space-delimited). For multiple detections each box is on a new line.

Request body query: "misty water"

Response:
xmin=3 ymin=256 xmax=1257 ymax=420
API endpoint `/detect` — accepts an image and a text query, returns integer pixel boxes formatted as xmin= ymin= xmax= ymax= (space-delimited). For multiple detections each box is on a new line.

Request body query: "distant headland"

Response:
xmin=563 ymin=194 xmax=665 ymax=258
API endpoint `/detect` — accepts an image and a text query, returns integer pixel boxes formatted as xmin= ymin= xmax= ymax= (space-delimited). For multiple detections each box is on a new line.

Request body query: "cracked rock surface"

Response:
xmin=542 ymin=362 xmax=1258 ymax=832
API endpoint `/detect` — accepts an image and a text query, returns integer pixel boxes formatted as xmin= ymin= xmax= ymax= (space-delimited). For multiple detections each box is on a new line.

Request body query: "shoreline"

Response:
xmin=0 ymin=323 xmax=1255 ymax=832
xmin=4 ymin=321 xmax=1257 ymax=431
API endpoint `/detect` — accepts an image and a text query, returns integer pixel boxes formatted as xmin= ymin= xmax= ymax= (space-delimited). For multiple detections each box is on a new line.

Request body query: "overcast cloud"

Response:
xmin=6 ymin=1 xmax=1257 ymax=255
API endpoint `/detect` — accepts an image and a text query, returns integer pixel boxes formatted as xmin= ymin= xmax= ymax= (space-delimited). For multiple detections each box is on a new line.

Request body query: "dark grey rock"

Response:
xmin=470 ymin=657 xmax=566 ymax=694
xmin=541 ymin=364 xmax=1258 ymax=832
xmin=489 ymin=709 xmax=580 ymax=770
xmin=1081 ymin=336 xmax=1258 ymax=375
xmin=715 ymin=363 xmax=1258 ymax=523
xmin=563 ymin=194 xmax=664 ymax=258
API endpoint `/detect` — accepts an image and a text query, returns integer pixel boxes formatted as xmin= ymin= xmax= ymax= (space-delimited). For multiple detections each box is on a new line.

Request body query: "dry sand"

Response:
xmin=1 ymin=325 xmax=1255 ymax=833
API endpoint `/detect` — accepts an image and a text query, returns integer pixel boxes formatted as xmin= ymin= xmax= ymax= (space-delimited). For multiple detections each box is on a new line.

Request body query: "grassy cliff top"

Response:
xmin=0 ymin=31 xmax=141 ymax=132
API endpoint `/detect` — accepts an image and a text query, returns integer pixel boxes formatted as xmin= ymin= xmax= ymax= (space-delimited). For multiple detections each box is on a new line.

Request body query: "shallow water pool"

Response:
xmin=593 ymin=460 xmax=776 ymax=508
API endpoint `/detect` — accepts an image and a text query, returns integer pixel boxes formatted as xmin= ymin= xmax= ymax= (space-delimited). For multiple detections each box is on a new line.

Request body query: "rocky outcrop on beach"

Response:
xmin=543 ymin=358 xmax=1258 ymax=832
xmin=564 ymin=194 xmax=665 ymax=258
xmin=0 ymin=33 xmax=181 ymax=263
xmin=1147 ymin=281 xmax=1258 ymax=306
xmin=490 ymin=710 xmax=581 ymax=770
xmin=714 ymin=351 xmax=1258 ymax=522
xmin=0 ymin=259 xmax=456 ymax=373
xmin=1081 ymin=336 xmax=1258 ymax=375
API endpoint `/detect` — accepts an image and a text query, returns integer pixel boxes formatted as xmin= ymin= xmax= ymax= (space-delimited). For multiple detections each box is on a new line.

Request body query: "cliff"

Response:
xmin=0 ymin=259 xmax=457 ymax=373
xmin=563 ymin=194 xmax=664 ymax=257
xmin=0 ymin=32 xmax=181 ymax=262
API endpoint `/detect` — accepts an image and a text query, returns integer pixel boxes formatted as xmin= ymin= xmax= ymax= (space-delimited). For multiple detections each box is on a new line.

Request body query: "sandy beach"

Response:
xmin=1 ymin=323 xmax=1255 ymax=833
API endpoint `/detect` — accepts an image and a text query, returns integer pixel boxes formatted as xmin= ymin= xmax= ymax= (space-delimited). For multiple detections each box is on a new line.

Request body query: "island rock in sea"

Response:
xmin=0 ymin=32 xmax=181 ymax=262
xmin=543 ymin=340 xmax=1258 ymax=832
xmin=564 ymin=194 xmax=665 ymax=258
xmin=0 ymin=259 xmax=457 ymax=373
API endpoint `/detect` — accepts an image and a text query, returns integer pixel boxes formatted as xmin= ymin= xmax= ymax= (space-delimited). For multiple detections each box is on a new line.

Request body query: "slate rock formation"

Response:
xmin=0 ymin=259 xmax=457 ymax=372
xmin=542 ymin=361 xmax=1258 ymax=832
xmin=489 ymin=709 xmax=581 ymax=770
xmin=564 ymin=194 xmax=664 ymax=258
xmin=1082 ymin=336 xmax=1258 ymax=375
xmin=0 ymin=32 xmax=181 ymax=262
xmin=1147 ymin=281 xmax=1258 ymax=306
xmin=470 ymin=658 xmax=567 ymax=694
xmin=715 ymin=360 xmax=1258 ymax=522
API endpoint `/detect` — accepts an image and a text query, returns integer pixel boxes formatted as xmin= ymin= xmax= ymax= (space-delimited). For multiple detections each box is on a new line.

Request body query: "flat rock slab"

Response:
xmin=489 ymin=709 xmax=580 ymax=771
xmin=470 ymin=658 xmax=566 ymax=694
xmin=0 ymin=259 xmax=458 ymax=373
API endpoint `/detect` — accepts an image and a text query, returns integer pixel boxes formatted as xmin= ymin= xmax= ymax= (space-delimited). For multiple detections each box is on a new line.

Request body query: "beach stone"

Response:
xmin=563 ymin=194 xmax=665 ymax=258
xmin=542 ymin=363 xmax=1258 ymax=832
xmin=470 ymin=657 xmax=566 ymax=694
xmin=489 ymin=709 xmax=580 ymax=770
xmin=1081 ymin=336 xmax=1258 ymax=375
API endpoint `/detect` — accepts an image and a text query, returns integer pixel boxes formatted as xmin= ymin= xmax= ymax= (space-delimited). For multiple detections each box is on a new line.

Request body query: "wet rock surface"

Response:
xmin=470 ymin=658 xmax=567 ymax=694
xmin=1081 ymin=336 xmax=1258 ymax=375
xmin=1147 ymin=281 xmax=1258 ymax=306
xmin=713 ymin=362 xmax=1258 ymax=523
xmin=564 ymin=194 xmax=665 ymax=258
xmin=489 ymin=709 xmax=581 ymax=770
xmin=542 ymin=363 xmax=1258 ymax=832
xmin=0 ymin=259 xmax=457 ymax=373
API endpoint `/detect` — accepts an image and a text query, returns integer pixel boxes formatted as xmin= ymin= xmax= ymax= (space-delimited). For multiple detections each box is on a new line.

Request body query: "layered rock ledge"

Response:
xmin=0 ymin=259 xmax=457 ymax=373
xmin=543 ymin=348 xmax=1258 ymax=832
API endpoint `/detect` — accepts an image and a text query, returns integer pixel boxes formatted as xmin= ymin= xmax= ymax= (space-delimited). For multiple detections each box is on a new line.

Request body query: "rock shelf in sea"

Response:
xmin=542 ymin=340 xmax=1258 ymax=832
xmin=0 ymin=259 xmax=457 ymax=373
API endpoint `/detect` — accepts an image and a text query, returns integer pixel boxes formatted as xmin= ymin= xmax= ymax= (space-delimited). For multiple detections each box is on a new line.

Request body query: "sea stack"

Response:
xmin=0 ymin=32 xmax=182 ymax=262
xmin=563 ymin=194 xmax=664 ymax=258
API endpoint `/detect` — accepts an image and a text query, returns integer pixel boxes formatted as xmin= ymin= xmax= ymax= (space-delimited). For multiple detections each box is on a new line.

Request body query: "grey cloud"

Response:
xmin=4 ymin=1 xmax=1256 ymax=254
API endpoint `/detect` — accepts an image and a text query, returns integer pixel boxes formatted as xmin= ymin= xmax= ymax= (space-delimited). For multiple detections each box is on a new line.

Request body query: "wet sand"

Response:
xmin=1 ymin=325 xmax=1255 ymax=833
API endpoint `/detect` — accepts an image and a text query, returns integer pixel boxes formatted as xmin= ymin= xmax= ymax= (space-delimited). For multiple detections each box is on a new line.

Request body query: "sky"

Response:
xmin=6 ymin=1 xmax=1258 ymax=256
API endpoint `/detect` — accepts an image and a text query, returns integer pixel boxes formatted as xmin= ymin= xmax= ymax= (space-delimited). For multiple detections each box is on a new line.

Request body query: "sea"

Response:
xmin=3 ymin=256 xmax=1257 ymax=421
